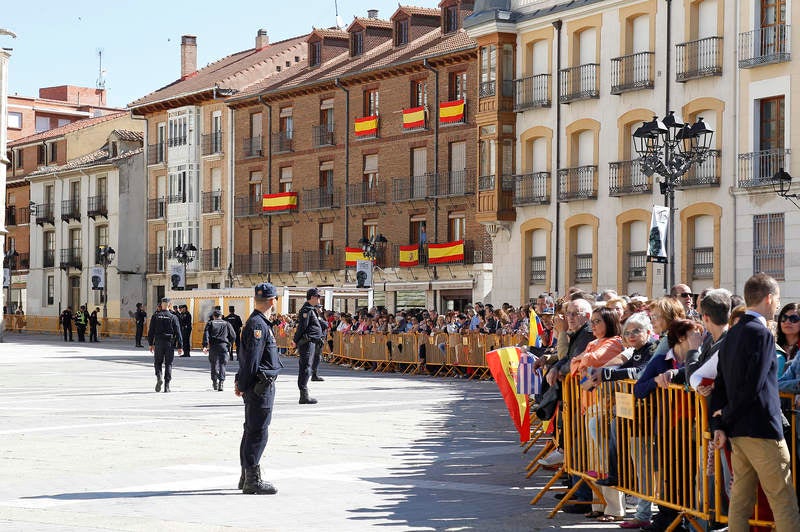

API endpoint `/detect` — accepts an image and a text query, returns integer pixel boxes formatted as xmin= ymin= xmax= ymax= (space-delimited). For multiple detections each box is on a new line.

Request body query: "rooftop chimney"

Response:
xmin=367 ymin=9 xmax=379 ymax=19
xmin=256 ymin=29 xmax=269 ymax=50
xmin=180 ymin=35 xmax=197 ymax=79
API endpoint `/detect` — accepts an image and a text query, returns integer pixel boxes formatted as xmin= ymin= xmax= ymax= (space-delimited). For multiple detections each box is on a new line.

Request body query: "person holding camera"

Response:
xmin=234 ymin=282 xmax=283 ymax=495
xmin=148 ymin=297 xmax=183 ymax=393
xmin=293 ymin=288 xmax=328 ymax=404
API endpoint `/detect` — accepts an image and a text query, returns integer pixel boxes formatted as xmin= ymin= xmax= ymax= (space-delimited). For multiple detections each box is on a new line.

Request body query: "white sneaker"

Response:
xmin=538 ymin=449 xmax=564 ymax=466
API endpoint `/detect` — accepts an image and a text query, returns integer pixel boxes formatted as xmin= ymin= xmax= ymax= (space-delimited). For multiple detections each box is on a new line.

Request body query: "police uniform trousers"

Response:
xmin=208 ymin=345 xmax=228 ymax=383
xmin=63 ymin=324 xmax=73 ymax=341
xmin=181 ymin=328 xmax=192 ymax=355
xmin=89 ymin=325 xmax=98 ymax=342
xmin=77 ymin=324 xmax=87 ymax=342
xmin=297 ymin=341 xmax=318 ymax=391
xmin=240 ymin=384 xmax=275 ymax=468
xmin=153 ymin=339 xmax=176 ymax=383
xmin=135 ymin=323 xmax=145 ymax=346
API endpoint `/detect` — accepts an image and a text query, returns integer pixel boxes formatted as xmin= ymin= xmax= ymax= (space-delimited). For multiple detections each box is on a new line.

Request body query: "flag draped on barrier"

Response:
xmin=486 ymin=346 xmax=531 ymax=442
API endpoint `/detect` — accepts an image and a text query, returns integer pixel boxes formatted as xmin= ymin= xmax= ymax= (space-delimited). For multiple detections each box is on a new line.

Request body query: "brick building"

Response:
xmin=227 ymin=2 xmax=489 ymax=312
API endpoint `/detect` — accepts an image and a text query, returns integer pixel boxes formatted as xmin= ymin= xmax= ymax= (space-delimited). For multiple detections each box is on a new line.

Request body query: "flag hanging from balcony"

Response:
xmin=439 ymin=99 xmax=465 ymax=124
xmin=647 ymin=205 xmax=669 ymax=263
xmin=262 ymin=192 xmax=298 ymax=212
xmin=427 ymin=240 xmax=464 ymax=264
xmin=399 ymin=245 xmax=419 ymax=267
xmin=402 ymin=106 xmax=425 ymax=129
xmin=345 ymin=247 xmax=369 ymax=267
xmin=354 ymin=115 xmax=378 ymax=137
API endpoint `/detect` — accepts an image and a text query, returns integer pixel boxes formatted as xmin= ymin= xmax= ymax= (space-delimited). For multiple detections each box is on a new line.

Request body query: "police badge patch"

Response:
xmin=302 ymin=312 xmax=307 ymax=318
xmin=254 ymin=329 xmax=263 ymax=339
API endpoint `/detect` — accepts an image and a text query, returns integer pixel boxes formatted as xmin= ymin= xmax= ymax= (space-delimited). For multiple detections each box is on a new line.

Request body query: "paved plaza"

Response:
xmin=0 ymin=334 xmax=607 ymax=531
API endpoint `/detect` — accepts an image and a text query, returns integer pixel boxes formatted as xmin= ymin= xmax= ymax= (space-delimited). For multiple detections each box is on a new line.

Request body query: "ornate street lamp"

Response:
xmin=174 ymin=243 xmax=197 ymax=291
xmin=358 ymin=234 xmax=387 ymax=261
xmin=772 ymin=168 xmax=800 ymax=209
xmin=632 ymin=111 xmax=714 ymax=290
xmin=97 ymin=245 xmax=115 ymax=318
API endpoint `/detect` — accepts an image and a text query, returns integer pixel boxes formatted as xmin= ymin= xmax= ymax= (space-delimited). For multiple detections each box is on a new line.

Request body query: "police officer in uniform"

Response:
xmin=61 ymin=306 xmax=74 ymax=341
xmin=293 ymin=287 xmax=328 ymax=405
xmin=235 ymin=282 xmax=282 ymax=495
xmin=134 ymin=303 xmax=147 ymax=347
xmin=224 ymin=306 xmax=243 ymax=361
xmin=148 ymin=298 xmax=183 ymax=392
xmin=178 ymin=304 xmax=193 ymax=357
xmin=203 ymin=308 xmax=235 ymax=391
xmin=75 ymin=305 xmax=89 ymax=342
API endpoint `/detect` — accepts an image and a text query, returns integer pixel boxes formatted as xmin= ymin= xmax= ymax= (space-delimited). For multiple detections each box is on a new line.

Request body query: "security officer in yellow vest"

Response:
xmin=234 ymin=282 xmax=283 ymax=494
xmin=75 ymin=305 xmax=89 ymax=342
xmin=293 ymin=287 xmax=328 ymax=404
xmin=203 ymin=308 xmax=235 ymax=391
xmin=148 ymin=298 xmax=183 ymax=392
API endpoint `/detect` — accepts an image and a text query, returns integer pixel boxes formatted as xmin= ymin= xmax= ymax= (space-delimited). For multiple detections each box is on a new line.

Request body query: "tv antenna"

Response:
xmin=334 ymin=0 xmax=345 ymax=29
xmin=96 ymin=48 xmax=107 ymax=89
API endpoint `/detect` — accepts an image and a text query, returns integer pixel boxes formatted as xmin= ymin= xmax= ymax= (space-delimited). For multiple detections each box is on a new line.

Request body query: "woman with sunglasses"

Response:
xmin=776 ymin=303 xmax=800 ymax=374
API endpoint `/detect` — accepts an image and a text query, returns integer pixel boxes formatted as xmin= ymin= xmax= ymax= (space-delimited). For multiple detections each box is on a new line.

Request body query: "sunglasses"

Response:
xmin=623 ymin=328 xmax=644 ymax=337
xmin=781 ymin=314 xmax=800 ymax=324
xmin=590 ymin=318 xmax=604 ymax=325
xmin=679 ymin=292 xmax=694 ymax=298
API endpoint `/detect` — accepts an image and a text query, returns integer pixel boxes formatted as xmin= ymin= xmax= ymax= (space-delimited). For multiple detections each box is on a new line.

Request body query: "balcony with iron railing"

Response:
xmin=87 ymin=195 xmax=107 ymax=219
xmin=201 ymin=131 xmax=224 ymax=156
xmin=346 ymin=182 xmax=386 ymax=206
xmin=479 ymin=79 xmax=496 ymax=98
xmin=59 ymin=248 xmax=82 ymax=270
xmin=529 ymin=256 xmax=546 ymax=284
xmin=43 ymin=249 xmax=55 ymax=268
xmin=559 ymin=64 xmax=599 ymax=103
xmin=202 ymin=190 xmax=223 ymax=214
xmin=242 ymin=136 xmax=263 ymax=158
xmin=60 ymin=199 xmax=80 ymax=222
xmin=147 ymin=142 xmax=166 ymax=165
xmin=608 ymin=160 xmax=652 ymax=196
xmin=272 ymin=131 xmax=294 ymax=154
xmin=302 ymin=187 xmax=341 ymax=211
xmin=34 ymin=203 xmax=55 ymax=225
xmin=692 ymin=247 xmax=714 ymax=279
xmin=558 ymin=166 xmax=598 ymax=201
xmin=628 ymin=251 xmax=647 ymax=282
xmin=392 ymin=173 xmax=435 ymax=202
xmin=201 ymin=248 xmax=223 ymax=271
xmin=147 ymin=252 xmax=167 ymax=273
xmin=513 ymin=172 xmax=550 ymax=206
xmin=737 ymin=148 xmax=790 ymax=188
xmin=266 ymin=251 xmax=303 ymax=274
xmin=313 ymin=125 xmax=335 ymax=147
xmin=11 ymin=253 xmax=30 ymax=271
xmin=234 ymin=196 xmax=263 ymax=218
xmin=167 ymin=135 xmax=187 ymax=148
xmin=610 ymin=51 xmax=654 ymax=94
xmin=739 ymin=25 xmax=791 ymax=68
xmin=5 ymin=206 xmax=16 ymax=226
xmin=514 ymin=74 xmax=551 ymax=111
xmin=478 ymin=174 xmax=496 ymax=192
xmin=167 ymin=194 xmax=186 ymax=205
xmin=676 ymin=36 xmax=723 ymax=81
xmin=675 ymin=149 xmax=721 ymax=189
xmin=434 ymin=169 xmax=475 ymax=197
xmin=304 ymin=249 xmax=342 ymax=272
xmin=575 ymin=253 xmax=593 ymax=282
xmin=147 ymin=198 xmax=167 ymax=219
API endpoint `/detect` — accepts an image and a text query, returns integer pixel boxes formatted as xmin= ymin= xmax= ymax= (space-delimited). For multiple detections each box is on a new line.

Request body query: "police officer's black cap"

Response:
xmin=212 ymin=309 xmax=222 ymax=317
xmin=213 ymin=305 xmax=221 ymax=311
xmin=160 ymin=297 xmax=171 ymax=304
xmin=179 ymin=304 xmax=188 ymax=309
xmin=254 ymin=282 xmax=278 ymax=300
xmin=228 ymin=305 xmax=235 ymax=312
xmin=306 ymin=287 xmax=321 ymax=299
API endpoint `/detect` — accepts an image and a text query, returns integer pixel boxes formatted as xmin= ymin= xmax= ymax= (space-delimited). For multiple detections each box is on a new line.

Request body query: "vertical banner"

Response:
xmin=90 ymin=266 xmax=105 ymax=290
xmin=647 ymin=205 xmax=669 ymax=263
xmin=356 ymin=260 xmax=373 ymax=288
xmin=170 ymin=264 xmax=185 ymax=289
xmin=2 ymin=268 xmax=9 ymax=289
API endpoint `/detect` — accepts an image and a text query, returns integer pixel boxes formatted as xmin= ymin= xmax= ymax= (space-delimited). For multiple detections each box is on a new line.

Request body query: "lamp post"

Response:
xmin=772 ymin=168 xmax=800 ymax=210
xmin=632 ymin=111 xmax=714 ymax=290
xmin=358 ymin=234 xmax=387 ymax=261
xmin=97 ymin=245 xmax=115 ymax=318
xmin=174 ymin=243 xmax=197 ymax=290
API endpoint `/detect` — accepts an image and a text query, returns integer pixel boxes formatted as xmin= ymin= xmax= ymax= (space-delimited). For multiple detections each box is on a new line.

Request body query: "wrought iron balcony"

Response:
xmin=557 ymin=166 xmax=598 ymax=201
xmin=692 ymin=247 xmax=714 ymax=279
xmin=147 ymin=142 xmax=166 ymax=165
xmin=610 ymin=51 xmax=654 ymax=94
xmin=60 ymin=199 xmax=80 ymax=222
xmin=739 ymin=25 xmax=791 ymax=68
xmin=87 ymin=195 xmax=107 ymax=219
xmin=513 ymin=172 xmax=550 ymax=206
xmin=167 ymin=194 xmax=186 ymax=205
xmin=243 ymin=136 xmax=263 ymax=158
xmin=167 ymin=135 xmax=187 ymax=148
xmin=529 ymin=256 xmax=546 ymax=284
xmin=201 ymin=248 xmax=223 ymax=271
xmin=435 ymin=169 xmax=476 ymax=197
xmin=272 ymin=131 xmax=294 ymax=154
xmin=737 ymin=148 xmax=790 ymax=188
xmin=479 ymin=80 xmax=496 ymax=98
xmin=234 ymin=196 xmax=263 ymax=218
xmin=147 ymin=252 xmax=167 ymax=273
xmin=201 ymin=131 xmax=224 ymax=155
xmin=202 ymin=191 xmax=223 ymax=213
xmin=676 ymin=37 xmax=723 ymax=81
xmin=313 ymin=125 xmax=335 ymax=147
xmin=34 ymin=203 xmax=55 ymax=225
xmin=233 ymin=253 xmax=266 ymax=275
xmin=303 ymin=249 xmax=342 ymax=272
xmin=59 ymin=248 xmax=82 ymax=270
xmin=675 ymin=150 xmax=721 ymax=189
xmin=514 ymin=74 xmax=551 ymax=111
xmin=4 ymin=252 xmax=29 ymax=272
xmin=265 ymin=252 xmax=302 ymax=274
xmin=627 ymin=251 xmax=647 ymax=282
xmin=5 ymin=206 xmax=16 ymax=226
xmin=478 ymin=174 xmax=495 ymax=192
xmin=147 ymin=198 xmax=167 ymax=219
xmin=574 ymin=253 xmax=593 ymax=282
xmin=43 ymin=249 xmax=55 ymax=268
xmin=392 ymin=174 xmax=434 ymax=202
xmin=608 ymin=160 xmax=652 ymax=196
xmin=559 ymin=64 xmax=599 ymax=103
xmin=302 ymin=187 xmax=341 ymax=211
xmin=346 ymin=182 xmax=385 ymax=206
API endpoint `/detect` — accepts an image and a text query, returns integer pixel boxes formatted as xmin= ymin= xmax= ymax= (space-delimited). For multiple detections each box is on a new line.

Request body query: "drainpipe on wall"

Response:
xmin=664 ymin=0 xmax=672 ymax=294
xmin=422 ymin=59 xmax=440 ymax=243
xmin=334 ymin=78 xmax=350 ymax=249
xmin=259 ymin=95 xmax=273 ymax=283
xmin=552 ymin=19 xmax=562 ymax=295
xmin=227 ymin=106 xmax=235 ymax=287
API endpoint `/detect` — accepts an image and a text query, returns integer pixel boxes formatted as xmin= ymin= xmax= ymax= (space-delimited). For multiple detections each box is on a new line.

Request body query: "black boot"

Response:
xmin=212 ymin=379 xmax=218 ymax=391
xmin=311 ymin=374 xmax=324 ymax=382
xmin=164 ymin=383 xmax=170 ymax=393
xmin=155 ymin=376 xmax=163 ymax=392
xmin=238 ymin=468 xmax=245 ymax=490
xmin=299 ymin=389 xmax=317 ymax=404
xmin=217 ymin=381 xmax=224 ymax=392
xmin=243 ymin=465 xmax=277 ymax=495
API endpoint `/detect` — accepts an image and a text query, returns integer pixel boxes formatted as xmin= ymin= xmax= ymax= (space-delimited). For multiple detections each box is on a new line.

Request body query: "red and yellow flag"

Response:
xmin=439 ymin=99 xmax=465 ymax=124
xmin=486 ymin=346 xmax=531 ymax=443
xmin=345 ymin=247 xmax=368 ymax=266
xmin=402 ymin=106 xmax=425 ymax=129
xmin=262 ymin=192 xmax=298 ymax=212
xmin=427 ymin=240 xmax=464 ymax=264
xmin=354 ymin=115 xmax=378 ymax=137
xmin=399 ymin=245 xmax=419 ymax=267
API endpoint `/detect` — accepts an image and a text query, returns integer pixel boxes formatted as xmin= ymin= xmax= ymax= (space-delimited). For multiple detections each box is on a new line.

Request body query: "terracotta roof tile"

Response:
xmin=396 ymin=6 xmax=442 ymax=17
xmin=348 ymin=17 xmax=394 ymax=31
xmin=9 ymin=112 xmax=129 ymax=146
xmin=310 ymin=28 xmax=349 ymax=40
xmin=27 ymin=146 xmax=143 ymax=177
xmin=112 ymin=130 xmax=144 ymax=142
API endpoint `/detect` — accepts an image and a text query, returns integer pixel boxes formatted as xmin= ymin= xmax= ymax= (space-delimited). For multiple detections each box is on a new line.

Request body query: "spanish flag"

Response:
xmin=354 ymin=115 xmax=378 ymax=137
xmin=427 ymin=240 xmax=464 ymax=264
xmin=402 ymin=106 xmax=425 ymax=129
xmin=345 ymin=247 xmax=368 ymax=266
xmin=529 ymin=308 xmax=543 ymax=348
xmin=399 ymin=244 xmax=419 ymax=267
xmin=262 ymin=192 xmax=298 ymax=212
xmin=439 ymin=99 xmax=465 ymax=124
xmin=486 ymin=346 xmax=531 ymax=442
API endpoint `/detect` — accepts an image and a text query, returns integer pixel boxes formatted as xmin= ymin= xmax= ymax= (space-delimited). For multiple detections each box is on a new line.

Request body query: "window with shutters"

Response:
xmin=320 ymin=222 xmax=334 ymax=255
xmin=753 ymin=213 xmax=784 ymax=279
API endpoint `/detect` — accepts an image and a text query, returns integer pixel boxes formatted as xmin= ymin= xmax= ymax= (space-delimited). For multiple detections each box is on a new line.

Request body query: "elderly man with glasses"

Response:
xmin=671 ymin=283 xmax=701 ymax=321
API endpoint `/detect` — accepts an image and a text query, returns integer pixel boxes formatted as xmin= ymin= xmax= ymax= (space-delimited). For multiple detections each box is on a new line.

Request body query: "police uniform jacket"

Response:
xmin=293 ymin=301 xmax=328 ymax=344
xmin=135 ymin=309 xmax=147 ymax=325
xmin=148 ymin=309 xmax=183 ymax=346
xmin=224 ymin=312 xmax=243 ymax=334
xmin=203 ymin=319 xmax=235 ymax=356
xmin=179 ymin=311 xmax=193 ymax=332
xmin=238 ymin=310 xmax=283 ymax=393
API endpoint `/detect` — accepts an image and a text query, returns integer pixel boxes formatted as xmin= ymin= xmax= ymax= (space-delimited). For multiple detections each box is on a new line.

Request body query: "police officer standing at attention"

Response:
xmin=75 ymin=304 xmax=89 ymax=342
xmin=203 ymin=308 xmax=235 ymax=391
xmin=148 ymin=298 xmax=183 ymax=392
xmin=293 ymin=287 xmax=328 ymax=405
xmin=235 ymin=282 xmax=282 ymax=495
xmin=134 ymin=303 xmax=147 ymax=347
xmin=178 ymin=304 xmax=193 ymax=357
xmin=61 ymin=306 xmax=74 ymax=342
xmin=224 ymin=306 xmax=243 ymax=361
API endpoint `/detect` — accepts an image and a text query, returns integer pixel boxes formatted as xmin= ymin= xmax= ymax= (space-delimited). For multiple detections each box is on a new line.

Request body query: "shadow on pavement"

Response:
xmin=22 ymin=489 xmax=239 ymax=500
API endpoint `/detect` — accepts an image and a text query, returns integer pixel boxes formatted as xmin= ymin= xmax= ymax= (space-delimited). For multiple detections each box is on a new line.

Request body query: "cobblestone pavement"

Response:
xmin=0 ymin=334 xmax=618 ymax=531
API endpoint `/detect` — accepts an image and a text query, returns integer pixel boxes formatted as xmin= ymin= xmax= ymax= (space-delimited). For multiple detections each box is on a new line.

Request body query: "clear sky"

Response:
xmin=2 ymin=0 xmax=441 ymax=108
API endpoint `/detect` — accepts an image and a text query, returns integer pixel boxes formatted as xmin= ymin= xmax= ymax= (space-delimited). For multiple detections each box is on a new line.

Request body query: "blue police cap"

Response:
xmin=255 ymin=282 xmax=278 ymax=300
xmin=306 ymin=287 xmax=321 ymax=299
